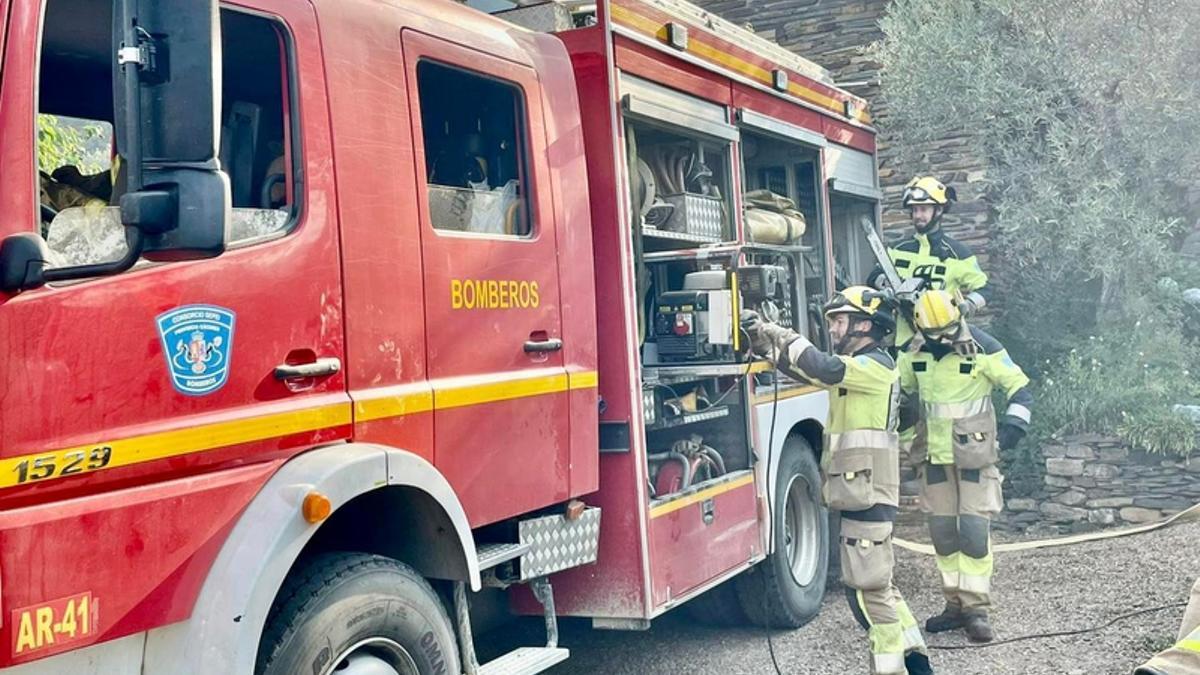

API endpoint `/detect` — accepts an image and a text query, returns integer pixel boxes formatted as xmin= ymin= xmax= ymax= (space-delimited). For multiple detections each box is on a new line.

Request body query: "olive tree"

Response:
xmin=871 ymin=0 xmax=1200 ymax=464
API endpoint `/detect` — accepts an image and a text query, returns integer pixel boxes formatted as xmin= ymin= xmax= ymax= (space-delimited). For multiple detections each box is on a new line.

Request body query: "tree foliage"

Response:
xmin=37 ymin=115 xmax=109 ymax=175
xmin=871 ymin=0 xmax=1200 ymax=466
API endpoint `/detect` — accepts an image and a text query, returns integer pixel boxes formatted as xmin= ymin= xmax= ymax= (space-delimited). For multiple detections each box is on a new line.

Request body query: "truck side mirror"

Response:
xmin=113 ymin=0 xmax=229 ymax=262
xmin=0 ymin=234 xmax=51 ymax=294
xmin=0 ymin=0 xmax=229 ymax=293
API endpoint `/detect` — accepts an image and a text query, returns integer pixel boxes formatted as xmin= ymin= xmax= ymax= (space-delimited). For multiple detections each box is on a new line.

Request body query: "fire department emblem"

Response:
xmin=155 ymin=304 xmax=236 ymax=396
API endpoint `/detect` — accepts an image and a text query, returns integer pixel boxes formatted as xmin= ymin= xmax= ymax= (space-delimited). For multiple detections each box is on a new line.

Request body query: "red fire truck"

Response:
xmin=0 ymin=0 xmax=882 ymax=672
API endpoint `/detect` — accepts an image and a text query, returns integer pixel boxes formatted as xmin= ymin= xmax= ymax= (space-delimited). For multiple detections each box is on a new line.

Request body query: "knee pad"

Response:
xmin=927 ymin=515 xmax=960 ymax=557
xmin=959 ymin=514 xmax=991 ymax=558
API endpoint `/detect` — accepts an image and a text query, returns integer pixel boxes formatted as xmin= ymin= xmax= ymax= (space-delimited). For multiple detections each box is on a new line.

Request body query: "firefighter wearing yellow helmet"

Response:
xmin=1136 ymin=577 xmax=1200 ymax=674
xmin=897 ymin=290 xmax=1034 ymax=644
xmin=742 ymin=287 xmax=933 ymax=675
xmin=870 ymin=176 xmax=990 ymax=348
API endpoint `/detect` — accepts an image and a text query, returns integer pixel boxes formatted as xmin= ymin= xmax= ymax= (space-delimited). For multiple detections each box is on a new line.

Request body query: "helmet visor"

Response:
xmin=905 ymin=187 xmax=930 ymax=202
xmin=920 ymin=322 xmax=959 ymax=339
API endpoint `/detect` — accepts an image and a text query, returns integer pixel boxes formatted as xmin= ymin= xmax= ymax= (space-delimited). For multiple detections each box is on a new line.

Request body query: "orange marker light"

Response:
xmin=302 ymin=491 xmax=332 ymax=523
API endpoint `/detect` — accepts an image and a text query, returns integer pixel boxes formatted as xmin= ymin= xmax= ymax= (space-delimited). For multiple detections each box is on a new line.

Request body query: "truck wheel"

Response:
xmin=257 ymin=553 xmax=460 ymax=675
xmin=735 ymin=435 xmax=828 ymax=628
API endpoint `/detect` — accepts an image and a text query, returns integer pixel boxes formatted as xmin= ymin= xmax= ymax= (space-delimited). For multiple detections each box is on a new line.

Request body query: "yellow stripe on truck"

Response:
xmin=609 ymin=3 xmax=871 ymax=124
xmin=649 ymin=472 xmax=755 ymax=518
xmin=2 ymin=370 xmax=600 ymax=489
xmin=0 ymin=402 xmax=353 ymax=489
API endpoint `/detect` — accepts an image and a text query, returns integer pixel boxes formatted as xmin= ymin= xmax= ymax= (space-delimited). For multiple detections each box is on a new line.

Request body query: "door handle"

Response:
xmin=523 ymin=338 xmax=563 ymax=353
xmin=274 ymin=357 xmax=341 ymax=381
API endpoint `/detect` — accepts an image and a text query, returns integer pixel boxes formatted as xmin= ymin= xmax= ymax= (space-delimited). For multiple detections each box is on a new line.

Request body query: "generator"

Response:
xmin=652 ymin=270 xmax=735 ymax=363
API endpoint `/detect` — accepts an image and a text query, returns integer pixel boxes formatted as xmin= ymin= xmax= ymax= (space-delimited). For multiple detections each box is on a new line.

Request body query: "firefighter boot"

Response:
xmin=962 ymin=611 xmax=994 ymax=643
xmin=904 ymin=651 xmax=934 ymax=675
xmin=924 ymin=603 xmax=964 ymax=633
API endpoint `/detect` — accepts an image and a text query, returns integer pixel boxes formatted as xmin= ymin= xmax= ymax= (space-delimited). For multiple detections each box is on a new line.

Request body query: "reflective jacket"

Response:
xmin=897 ymin=326 xmax=1032 ymax=467
xmin=872 ymin=228 xmax=989 ymax=346
xmin=776 ymin=338 xmax=901 ymax=515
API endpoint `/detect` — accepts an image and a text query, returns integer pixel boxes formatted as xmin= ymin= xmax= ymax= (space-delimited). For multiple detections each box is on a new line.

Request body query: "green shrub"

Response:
xmin=870 ymin=0 xmax=1200 ymax=485
xmin=1117 ymin=408 xmax=1197 ymax=459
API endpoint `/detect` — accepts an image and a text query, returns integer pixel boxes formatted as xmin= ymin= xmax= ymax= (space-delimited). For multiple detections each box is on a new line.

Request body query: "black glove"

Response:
xmin=997 ymin=423 xmax=1025 ymax=451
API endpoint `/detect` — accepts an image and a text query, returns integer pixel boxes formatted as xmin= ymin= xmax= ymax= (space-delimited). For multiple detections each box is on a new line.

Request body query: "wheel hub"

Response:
xmin=329 ymin=637 xmax=419 ymax=675
xmin=783 ymin=474 xmax=820 ymax=587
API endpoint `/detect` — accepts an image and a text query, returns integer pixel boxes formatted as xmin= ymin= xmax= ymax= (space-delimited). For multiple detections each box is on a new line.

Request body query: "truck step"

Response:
xmin=479 ymin=647 xmax=570 ymax=675
xmin=477 ymin=542 xmax=530 ymax=571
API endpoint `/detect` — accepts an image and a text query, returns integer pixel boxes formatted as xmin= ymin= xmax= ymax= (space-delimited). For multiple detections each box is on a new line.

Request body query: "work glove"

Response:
xmin=949 ymin=319 xmax=979 ymax=357
xmin=997 ymin=423 xmax=1025 ymax=451
xmin=739 ymin=310 xmax=797 ymax=359
xmin=959 ymin=296 xmax=980 ymax=318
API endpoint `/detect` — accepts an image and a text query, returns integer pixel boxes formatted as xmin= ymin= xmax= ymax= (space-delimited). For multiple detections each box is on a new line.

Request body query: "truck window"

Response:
xmin=36 ymin=1 xmax=299 ymax=268
xmin=417 ymin=60 xmax=532 ymax=237
xmin=829 ymin=195 xmax=877 ymax=286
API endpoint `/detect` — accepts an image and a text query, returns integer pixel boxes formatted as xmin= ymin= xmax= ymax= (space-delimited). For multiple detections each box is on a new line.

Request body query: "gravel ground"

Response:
xmin=481 ymin=520 xmax=1199 ymax=674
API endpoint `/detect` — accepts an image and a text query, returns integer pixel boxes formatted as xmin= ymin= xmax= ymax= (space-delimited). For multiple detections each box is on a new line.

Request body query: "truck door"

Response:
xmin=402 ymin=32 xmax=571 ymax=526
xmin=0 ymin=3 xmax=348 ymax=501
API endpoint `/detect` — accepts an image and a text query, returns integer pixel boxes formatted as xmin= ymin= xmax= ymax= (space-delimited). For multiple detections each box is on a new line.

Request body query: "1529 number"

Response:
xmin=12 ymin=446 xmax=113 ymax=484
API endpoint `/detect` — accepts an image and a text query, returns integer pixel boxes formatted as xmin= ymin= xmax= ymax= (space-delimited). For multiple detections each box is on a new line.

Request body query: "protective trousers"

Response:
xmin=1137 ymin=577 xmax=1200 ymax=674
xmin=840 ymin=517 xmax=928 ymax=674
xmin=919 ymin=462 xmax=1003 ymax=611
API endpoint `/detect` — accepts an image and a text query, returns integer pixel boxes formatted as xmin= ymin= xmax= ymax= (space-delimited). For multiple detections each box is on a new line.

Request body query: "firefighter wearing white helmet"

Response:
xmin=870 ymin=176 xmax=990 ymax=348
xmin=742 ymin=287 xmax=933 ymax=675
xmin=897 ymin=290 xmax=1034 ymax=644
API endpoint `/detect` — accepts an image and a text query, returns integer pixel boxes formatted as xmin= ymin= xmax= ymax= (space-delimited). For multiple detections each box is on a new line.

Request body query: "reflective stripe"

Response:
xmin=926 ymin=397 xmax=992 ymax=419
xmin=966 ymin=291 xmax=987 ymax=310
xmin=869 ymin=621 xmax=907 ymax=673
xmin=873 ymin=652 xmax=906 ymax=674
xmin=856 ymin=590 xmax=873 ymax=626
xmin=936 ymin=552 xmax=960 ymax=572
xmin=896 ymin=600 xmax=927 ymax=650
xmin=960 ymin=552 xmax=994 ymax=578
xmin=940 ymin=570 xmax=960 ymax=591
xmin=1180 ymin=626 xmax=1200 ymax=653
xmin=1006 ymin=403 xmax=1033 ymax=424
xmin=829 ymin=428 xmax=897 ymax=453
xmin=959 ymin=573 xmax=991 ymax=594
xmin=903 ymin=625 xmax=927 ymax=651
xmin=936 ymin=552 xmax=960 ymax=591
xmin=959 ymin=551 xmax=994 ymax=594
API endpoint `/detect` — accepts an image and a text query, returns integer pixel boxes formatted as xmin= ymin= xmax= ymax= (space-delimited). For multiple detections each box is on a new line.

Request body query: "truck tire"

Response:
xmin=735 ymin=435 xmax=828 ymax=628
xmin=257 ymin=552 xmax=460 ymax=675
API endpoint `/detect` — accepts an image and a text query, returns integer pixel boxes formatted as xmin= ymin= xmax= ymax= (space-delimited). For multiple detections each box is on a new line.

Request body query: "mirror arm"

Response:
xmin=118 ymin=0 xmax=145 ymax=193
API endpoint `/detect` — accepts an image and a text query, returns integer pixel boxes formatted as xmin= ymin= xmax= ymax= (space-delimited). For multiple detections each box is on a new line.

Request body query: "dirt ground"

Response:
xmin=481 ymin=519 xmax=1199 ymax=674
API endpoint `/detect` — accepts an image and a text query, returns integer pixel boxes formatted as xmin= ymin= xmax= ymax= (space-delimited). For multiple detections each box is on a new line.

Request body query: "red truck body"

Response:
xmin=0 ymin=0 xmax=879 ymax=671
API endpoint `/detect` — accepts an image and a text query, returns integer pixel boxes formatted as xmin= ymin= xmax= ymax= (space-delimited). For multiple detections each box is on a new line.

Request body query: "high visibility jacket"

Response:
xmin=897 ymin=326 xmax=1032 ymax=466
xmin=776 ymin=338 xmax=901 ymax=512
xmin=873 ymin=227 xmax=989 ymax=345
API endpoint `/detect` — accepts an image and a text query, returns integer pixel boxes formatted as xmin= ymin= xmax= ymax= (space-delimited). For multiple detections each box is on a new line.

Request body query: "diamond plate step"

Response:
xmin=476 ymin=542 xmax=530 ymax=571
xmin=479 ymin=647 xmax=570 ymax=675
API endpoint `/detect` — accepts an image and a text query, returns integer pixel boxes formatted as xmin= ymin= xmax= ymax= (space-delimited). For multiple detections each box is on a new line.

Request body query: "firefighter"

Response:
xmin=1135 ymin=577 xmax=1200 ymax=674
xmin=742 ymin=287 xmax=933 ymax=675
xmin=870 ymin=176 xmax=990 ymax=348
xmin=898 ymin=290 xmax=1033 ymax=643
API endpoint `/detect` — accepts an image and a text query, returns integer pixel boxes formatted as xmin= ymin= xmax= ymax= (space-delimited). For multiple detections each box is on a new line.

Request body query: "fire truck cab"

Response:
xmin=0 ymin=0 xmax=881 ymax=673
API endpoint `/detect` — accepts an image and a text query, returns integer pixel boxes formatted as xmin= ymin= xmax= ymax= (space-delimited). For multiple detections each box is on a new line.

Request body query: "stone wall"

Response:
xmin=1001 ymin=434 xmax=1200 ymax=533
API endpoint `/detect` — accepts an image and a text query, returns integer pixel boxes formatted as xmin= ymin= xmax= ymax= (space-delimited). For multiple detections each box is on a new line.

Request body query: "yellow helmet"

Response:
xmin=823 ymin=285 xmax=895 ymax=334
xmin=913 ymin=289 xmax=962 ymax=336
xmin=902 ymin=176 xmax=956 ymax=208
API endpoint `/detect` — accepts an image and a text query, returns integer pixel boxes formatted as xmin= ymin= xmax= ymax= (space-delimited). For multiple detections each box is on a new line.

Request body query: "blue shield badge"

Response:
xmin=156 ymin=304 xmax=236 ymax=396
